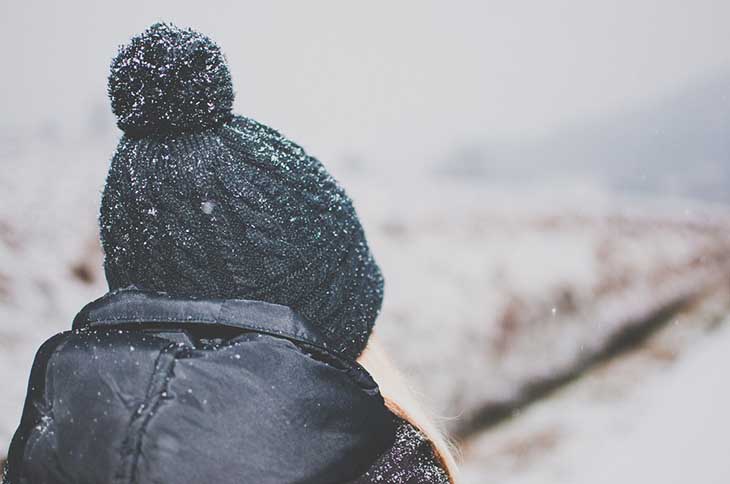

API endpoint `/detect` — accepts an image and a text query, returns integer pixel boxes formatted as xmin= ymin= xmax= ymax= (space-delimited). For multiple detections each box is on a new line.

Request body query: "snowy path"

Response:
xmin=459 ymin=288 xmax=730 ymax=483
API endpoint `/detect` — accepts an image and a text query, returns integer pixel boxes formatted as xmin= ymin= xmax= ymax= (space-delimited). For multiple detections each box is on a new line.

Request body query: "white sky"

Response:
xmin=2 ymin=1 xmax=730 ymax=166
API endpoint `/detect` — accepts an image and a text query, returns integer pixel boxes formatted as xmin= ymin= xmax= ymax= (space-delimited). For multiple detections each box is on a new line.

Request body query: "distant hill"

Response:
xmin=440 ymin=71 xmax=730 ymax=203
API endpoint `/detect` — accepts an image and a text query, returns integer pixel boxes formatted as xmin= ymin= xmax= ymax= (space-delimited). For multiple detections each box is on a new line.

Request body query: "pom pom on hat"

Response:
xmin=108 ymin=22 xmax=234 ymax=136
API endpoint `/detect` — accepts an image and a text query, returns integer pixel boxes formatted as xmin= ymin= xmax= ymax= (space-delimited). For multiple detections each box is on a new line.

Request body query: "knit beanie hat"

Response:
xmin=100 ymin=23 xmax=384 ymax=359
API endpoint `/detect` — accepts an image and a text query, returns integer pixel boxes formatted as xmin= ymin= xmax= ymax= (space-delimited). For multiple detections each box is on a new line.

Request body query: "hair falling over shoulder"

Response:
xmin=358 ymin=337 xmax=459 ymax=483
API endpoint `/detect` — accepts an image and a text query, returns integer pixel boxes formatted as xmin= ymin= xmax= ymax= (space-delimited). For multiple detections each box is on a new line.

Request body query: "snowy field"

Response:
xmin=459 ymin=284 xmax=730 ymax=483
xmin=356 ymin=178 xmax=730 ymax=436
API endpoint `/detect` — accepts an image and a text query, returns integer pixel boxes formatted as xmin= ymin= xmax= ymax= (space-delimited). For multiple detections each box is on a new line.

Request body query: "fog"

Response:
xmin=2 ymin=1 xmax=729 ymax=195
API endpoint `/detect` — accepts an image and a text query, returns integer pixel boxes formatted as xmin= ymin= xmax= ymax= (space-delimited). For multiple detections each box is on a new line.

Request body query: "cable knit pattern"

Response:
xmin=100 ymin=116 xmax=384 ymax=359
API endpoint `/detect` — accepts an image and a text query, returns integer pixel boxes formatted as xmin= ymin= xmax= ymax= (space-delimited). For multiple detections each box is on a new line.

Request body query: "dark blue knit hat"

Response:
xmin=100 ymin=23 xmax=384 ymax=359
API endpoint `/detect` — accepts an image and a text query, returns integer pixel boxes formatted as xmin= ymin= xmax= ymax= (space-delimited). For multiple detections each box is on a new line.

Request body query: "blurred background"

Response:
xmin=2 ymin=1 xmax=730 ymax=482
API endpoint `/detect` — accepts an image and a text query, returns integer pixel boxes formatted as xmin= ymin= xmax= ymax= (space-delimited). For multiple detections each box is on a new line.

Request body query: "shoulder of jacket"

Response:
xmin=350 ymin=418 xmax=451 ymax=484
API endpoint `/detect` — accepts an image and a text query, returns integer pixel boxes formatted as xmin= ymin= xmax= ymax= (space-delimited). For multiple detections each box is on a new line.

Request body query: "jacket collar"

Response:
xmin=72 ymin=287 xmax=331 ymax=353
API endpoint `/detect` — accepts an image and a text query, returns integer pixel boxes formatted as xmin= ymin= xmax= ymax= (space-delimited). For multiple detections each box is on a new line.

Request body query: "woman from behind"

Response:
xmin=3 ymin=23 xmax=456 ymax=484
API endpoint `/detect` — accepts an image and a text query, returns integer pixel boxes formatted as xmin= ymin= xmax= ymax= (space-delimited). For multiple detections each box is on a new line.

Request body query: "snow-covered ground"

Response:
xmin=460 ymin=286 xmax=730 ymax=483
xmin=356 ymin=178 xmax=730 ymax=435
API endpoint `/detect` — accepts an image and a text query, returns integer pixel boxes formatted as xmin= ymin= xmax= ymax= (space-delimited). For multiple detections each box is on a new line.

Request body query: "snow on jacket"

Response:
xmin=3 ymin=289 xmax=448 ymax=483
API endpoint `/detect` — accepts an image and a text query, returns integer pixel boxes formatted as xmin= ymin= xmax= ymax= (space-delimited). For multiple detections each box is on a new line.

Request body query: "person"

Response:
xmin=3 ymin=23 xmax=456 ymax=484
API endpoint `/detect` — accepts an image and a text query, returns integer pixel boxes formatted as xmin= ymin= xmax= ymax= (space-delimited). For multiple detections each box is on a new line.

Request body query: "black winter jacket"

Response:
xmin=3 ymin=289 xmax=448 ymax=484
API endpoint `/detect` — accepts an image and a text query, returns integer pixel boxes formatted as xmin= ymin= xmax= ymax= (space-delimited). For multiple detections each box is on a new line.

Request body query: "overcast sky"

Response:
xmin=2 ymin=1 xmax=729 ymax=167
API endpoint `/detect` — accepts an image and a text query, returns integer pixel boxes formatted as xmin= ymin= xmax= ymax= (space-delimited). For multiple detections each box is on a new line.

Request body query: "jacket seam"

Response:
xmin=115 ymin=343 xmax=182 ymax=484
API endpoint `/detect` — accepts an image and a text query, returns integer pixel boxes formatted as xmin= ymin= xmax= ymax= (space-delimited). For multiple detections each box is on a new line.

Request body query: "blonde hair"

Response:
xmin=358 ymin=335 xmax=458 ymax=482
